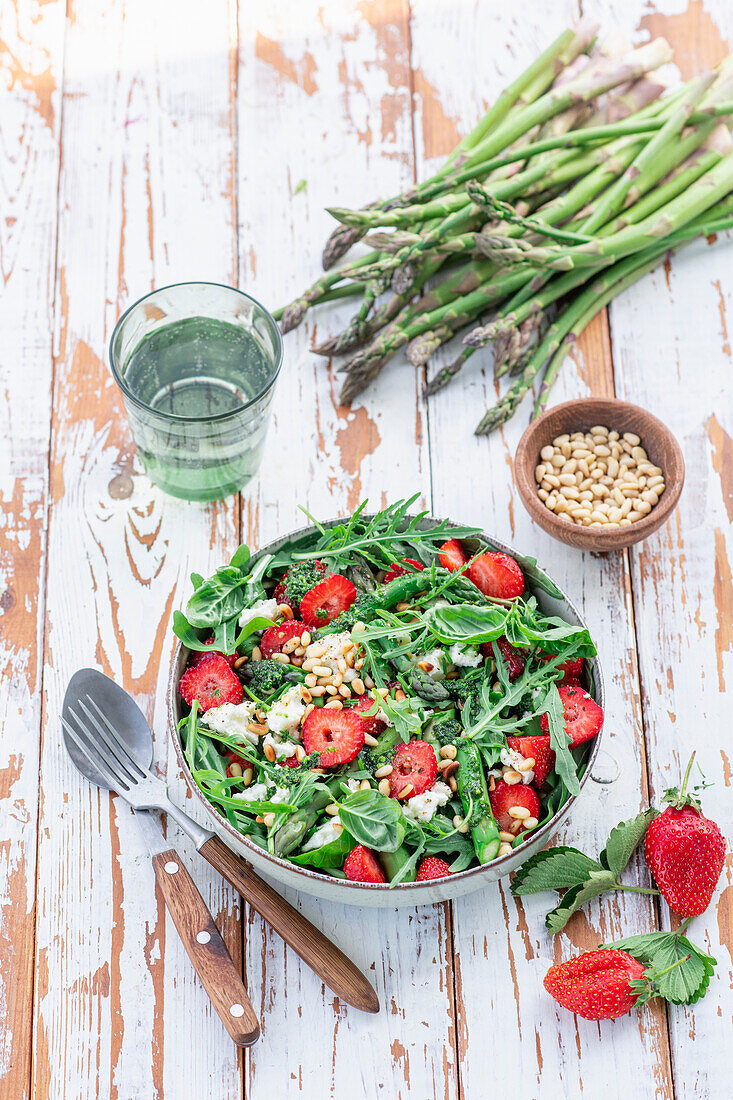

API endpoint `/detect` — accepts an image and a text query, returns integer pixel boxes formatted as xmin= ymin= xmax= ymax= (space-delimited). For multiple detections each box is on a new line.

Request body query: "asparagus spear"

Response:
xmin=455 ymin=741 xmax=501 ymax=864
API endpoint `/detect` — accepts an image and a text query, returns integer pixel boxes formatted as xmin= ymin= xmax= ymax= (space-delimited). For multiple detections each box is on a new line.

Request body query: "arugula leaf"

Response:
xmin=604 ymin=931 xmax=717 ymax=1006
xmin=511 ymin=846 xmax=602 ymax=895
xmin=600 ymin=809 xmax=658 ymax=877
xmin=379 ymin=693 xmax=425 ymax=743
xmin=545 ymin=870 xmax=619 ymax=932
xmin=338 ymin=789 xmax=406 ymax=852
xmin=181 ymin=700 xmax=200 ymax=772
xmin=541 ymin=682 xmax=579 ymax=796
xmin=187 ymin=566 xmax=248 ymax=628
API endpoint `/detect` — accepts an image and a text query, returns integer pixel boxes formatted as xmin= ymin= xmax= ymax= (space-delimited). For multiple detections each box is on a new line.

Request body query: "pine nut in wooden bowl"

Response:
xmin=515 ymin=398 xmax=685 ymax=551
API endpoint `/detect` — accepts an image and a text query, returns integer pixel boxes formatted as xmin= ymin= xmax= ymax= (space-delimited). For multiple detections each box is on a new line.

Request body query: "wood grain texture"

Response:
xmin=585 ymin=5 xmax=733 ymax=1095
xmin=6 ymin=0 xmax=733 ymax=1096
xmin=32 ymin=1 xmax=244 ymax=1097
xmin=0 ymin=2 xmax=64 ymax=1097
xmin=200 ymin=836 xmax=379 ymax=1013
xmin=409 ymin=1 xmax=673 ymax=1096
xmin=151 ymin=847 xmax=259 ymax=1046
xmin=235 ymin=3 xmax=458 ymax=1098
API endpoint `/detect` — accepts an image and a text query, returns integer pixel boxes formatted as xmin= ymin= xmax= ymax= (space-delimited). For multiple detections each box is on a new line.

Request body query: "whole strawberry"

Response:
xmin=644 ymin=754 xmax=725 ymax=917
xmin=544 ymin=949 xmax=646 ymax=1020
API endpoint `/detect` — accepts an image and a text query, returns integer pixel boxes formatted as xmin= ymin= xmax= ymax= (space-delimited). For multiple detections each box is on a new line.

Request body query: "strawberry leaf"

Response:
xmin=511 ymin=846 xmax=601 ymax=896
xmin=600 ymin=809 xmax=658 ymax=877
xmin=545 ymin=869 xmax=618 ymax=932
xmin=602 ymin=931 xmax=717 ymax=1005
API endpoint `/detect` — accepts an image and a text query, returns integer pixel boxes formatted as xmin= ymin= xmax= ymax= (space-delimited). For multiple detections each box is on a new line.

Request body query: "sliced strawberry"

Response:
xmin=469 ymin=551 xmax=525 ymax=599
xmin=389 ymin=740 xmax=438 ymax=799
xmin=540 ymin=683 xmax=603 ymax=746
xmin=383 ymin=558 xmax=425 ymax=584
xmin=343 ymin=845 xmax=387 ymax=883
xmin=260 ymin=619 xmax=307 ymax=657
xmin=506 ymin=734 xmax=555 ymax=787
xmin=350 ymin=693 xmax=387 ymax=736
xmin=480 ymin=635 xmax=526 ymax=681
xmin=416 ymin=856 xmax=452 ymax=881
xmin=300 ymin=574 xmax=357 ymax=627
xmin=489 ymin=780 xmax=541 ymax=834
xmin=179 ymin=653 xmax=243 ymax=713
xmin=278 ymin=755 xmax=300 ymax=769
xmin=541 ymin=650 xmax=584 ymax=684
xmin=302 ymin=708 xmax=366 ymax=767
xmin=438 ymin=538 xmax=468 ymax=572
xmin=189 ymin=637 xmax=237 ymax=669
xmin=273 ymin=575 xmax=292 ymax=608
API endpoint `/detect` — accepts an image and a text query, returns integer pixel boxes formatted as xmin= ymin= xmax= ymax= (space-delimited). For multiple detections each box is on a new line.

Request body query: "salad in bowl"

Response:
xmin=169 ymin=498 xmax=603 ymax=902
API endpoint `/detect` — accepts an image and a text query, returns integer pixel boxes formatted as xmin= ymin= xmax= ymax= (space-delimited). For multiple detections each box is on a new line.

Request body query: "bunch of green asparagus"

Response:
xmin=276 ymin=25 xmax=733 ymax=434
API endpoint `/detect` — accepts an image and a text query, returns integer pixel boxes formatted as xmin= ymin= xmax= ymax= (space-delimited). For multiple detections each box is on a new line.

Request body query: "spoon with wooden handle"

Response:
xmin=63 ymin=669 xmax=380 ymax=1015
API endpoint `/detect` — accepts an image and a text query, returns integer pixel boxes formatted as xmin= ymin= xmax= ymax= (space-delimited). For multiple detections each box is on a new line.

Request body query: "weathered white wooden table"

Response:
xmin=2 ymin=1 xmax=732 ymax=1096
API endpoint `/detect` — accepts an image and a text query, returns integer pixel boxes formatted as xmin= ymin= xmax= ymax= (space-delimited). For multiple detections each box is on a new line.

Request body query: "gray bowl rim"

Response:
xmin=168 ymin=514 xmax=605 ymax=897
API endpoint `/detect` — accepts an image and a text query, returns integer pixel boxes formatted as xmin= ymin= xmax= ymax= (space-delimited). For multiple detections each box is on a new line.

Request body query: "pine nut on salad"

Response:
xmin=173 ymin=497 xmax=603 ymax=885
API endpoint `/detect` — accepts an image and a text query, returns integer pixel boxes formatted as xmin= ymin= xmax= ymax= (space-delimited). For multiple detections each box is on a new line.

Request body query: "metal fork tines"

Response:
xmin=62 ymin=694 xmax=153 ymax=796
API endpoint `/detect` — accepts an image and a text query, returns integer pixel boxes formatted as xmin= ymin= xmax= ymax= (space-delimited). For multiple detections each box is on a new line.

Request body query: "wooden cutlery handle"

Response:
xmin=152 ymin=848 xmax=260 ymax=1045
xmin=200 ymin=835 xmax=379 ymax=1014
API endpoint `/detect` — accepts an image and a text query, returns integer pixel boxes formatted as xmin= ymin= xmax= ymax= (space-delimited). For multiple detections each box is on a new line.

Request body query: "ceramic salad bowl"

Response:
xmin=168 ymin=515 xmax=604 ymax=907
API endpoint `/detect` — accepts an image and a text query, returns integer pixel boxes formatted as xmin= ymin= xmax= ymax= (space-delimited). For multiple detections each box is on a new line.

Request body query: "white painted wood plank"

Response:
xmin=409 ymin=2 xmax=674 ymax=1096
xmin=235 ymin=3 xmax=457 ymax=1097
xmin=0 ymin=2 xmax=64 ymax=1097
xmin=586 ymin=5 xmax=733 ymax=1095
xmin=32 ymin=2 xmax=244 ymax=1097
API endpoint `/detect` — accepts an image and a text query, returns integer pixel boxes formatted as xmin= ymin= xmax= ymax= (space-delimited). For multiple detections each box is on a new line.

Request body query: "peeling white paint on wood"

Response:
xmin=4 ymin=0 xmax=732 ymax=1097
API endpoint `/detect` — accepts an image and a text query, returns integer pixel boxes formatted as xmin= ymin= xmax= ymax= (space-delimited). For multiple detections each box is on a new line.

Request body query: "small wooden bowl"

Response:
xmin=515 ymin=398 xmax=685 ymax=551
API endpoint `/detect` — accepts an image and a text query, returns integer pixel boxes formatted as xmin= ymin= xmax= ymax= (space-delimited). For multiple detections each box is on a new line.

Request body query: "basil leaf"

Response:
xmin=338 ymin=789 xmax=406 ymax=852
xmin=427 ymin=604 xmax=508 ymax=644
xmin=541 ymin=682 xmax=580 ymax=796
xmin=229 ymin=544 xmax=251 ymax=571
xmin=600 ymin=809 xmax=658 ymax=877
xmin=290 ymin=829 xmax=354 ymax=869
xmin=511 ymin=846 xmax=601 ymax=896
xmin=186 ymin=566 xmax=248 ymax=628
xmin=173 ymin=611 xmax=214 ymax=652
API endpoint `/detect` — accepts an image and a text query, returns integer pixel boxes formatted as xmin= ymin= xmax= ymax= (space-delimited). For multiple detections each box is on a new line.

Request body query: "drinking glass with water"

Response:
xmin=109 ymin=283 xmax=283 ymax=502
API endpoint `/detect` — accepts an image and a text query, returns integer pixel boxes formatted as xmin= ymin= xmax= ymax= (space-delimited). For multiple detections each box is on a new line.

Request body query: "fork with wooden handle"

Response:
xmin=62 ymin=669 xmax=380 ymax=1017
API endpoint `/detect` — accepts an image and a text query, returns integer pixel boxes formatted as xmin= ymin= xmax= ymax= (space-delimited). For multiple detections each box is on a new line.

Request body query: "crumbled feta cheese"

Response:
xmin=344 ymin=778 xmax=361 ymax=793
xmin=233 ymin=783 xmax=291 ymax=804
xmin=500 ymin=746 xmax=534 ymax=785
xmin=265 ymin=685 xmax=307 ymax=736
xmin=448 ymin=642 xmax=482 ymax=668
xmin=302 ymin=815 xmax=342 ymax=851
xmin=262 ymin=732 xmax=298 ymax=760
xmin=239 ymin=598 xmax=279 ymax=628
xmin=233 ymin=782 xmax=270 ymax=803
xmin=201 ymin=701 xmax=258 ymax=744
xmin=418 ymin=646 xmax=446 ymax=679
xmin=401 ymin=781 xmax=452 ymax=823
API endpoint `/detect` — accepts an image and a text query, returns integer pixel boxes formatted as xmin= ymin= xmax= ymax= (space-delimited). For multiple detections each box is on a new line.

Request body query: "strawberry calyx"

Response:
xmin=661 ymin=751 xmax=703 ymax=812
